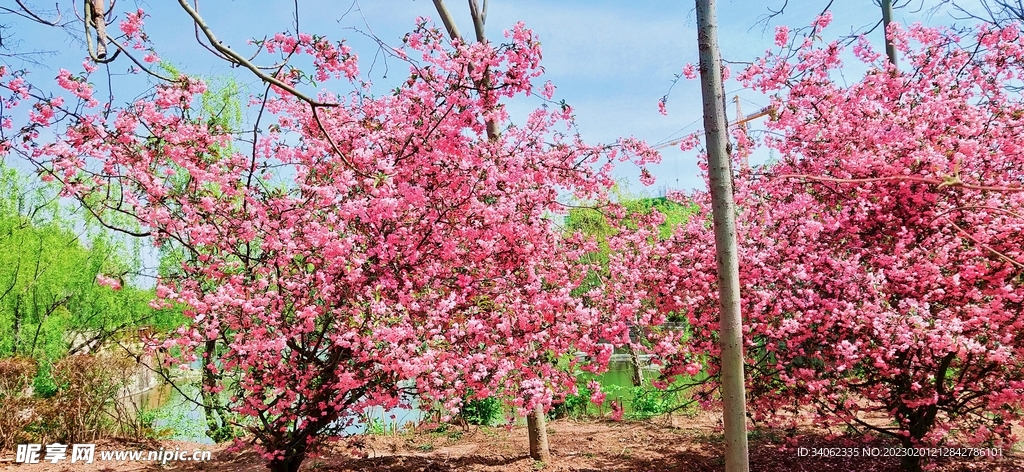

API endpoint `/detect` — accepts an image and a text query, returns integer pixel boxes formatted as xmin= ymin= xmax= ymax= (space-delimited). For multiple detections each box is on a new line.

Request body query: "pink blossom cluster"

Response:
xmin=265 ymin=33 xmax=359 ymax=82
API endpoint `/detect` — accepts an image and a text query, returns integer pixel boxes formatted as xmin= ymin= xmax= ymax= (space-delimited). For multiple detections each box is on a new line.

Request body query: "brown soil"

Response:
xmin=3 ymin=413 xmax=1022 ymax=471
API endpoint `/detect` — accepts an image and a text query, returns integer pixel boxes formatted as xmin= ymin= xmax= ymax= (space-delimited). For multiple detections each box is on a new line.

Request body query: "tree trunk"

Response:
xmin=527 ymin=403 xmax=551 ymax=463
xmin=899 ymin=435 xmax=923 ymax=472
xmin=87 ymin=0 xmax=108 ymax=59
xmin=201 ymin=340 xmax=234 ymax=443
xmin=12 ymin=296 xmax=22 ymax=356
xmin=431 ymin=0 xmax=499 ymax=142
xmin=695 ymin=1 xmax=750 ymax=471
xmin=628 ymin=343 xmax=645 ymax=387
xmin=268 ymin=450 xmax=306 ymax=472
xmin=898 ymin=407 xmax=938 ymax=472
xmin=880 ymin=0 xmax=898 ymax=68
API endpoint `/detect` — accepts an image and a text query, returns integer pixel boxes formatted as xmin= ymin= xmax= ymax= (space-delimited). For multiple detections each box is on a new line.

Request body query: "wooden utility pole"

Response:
xmin=881 ymin=0 xmax=898 ymax=68
xmin=695 ymin=1 xmax=750 ymax=471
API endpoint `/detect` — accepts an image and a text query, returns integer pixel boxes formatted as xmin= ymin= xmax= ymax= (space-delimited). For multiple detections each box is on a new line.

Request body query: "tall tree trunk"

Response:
xmin=431 ymin=0 xmax=499 ymax=142
xmin=881 ymin=0 xmax=898 ymax=68
xmin=11 ymin=296 xmax=22 ymax=356
xmin=695 ymin=1 xmax=750 ymax=471
xmin=526 ymin=403 xmax=551 ymax=463
xmin=87 ymin=0 xmax=108 ymax=59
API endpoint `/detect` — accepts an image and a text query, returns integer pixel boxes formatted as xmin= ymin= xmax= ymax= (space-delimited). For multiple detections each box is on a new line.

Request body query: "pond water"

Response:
xmin=138 ymin=360 xmax=653 ymax=443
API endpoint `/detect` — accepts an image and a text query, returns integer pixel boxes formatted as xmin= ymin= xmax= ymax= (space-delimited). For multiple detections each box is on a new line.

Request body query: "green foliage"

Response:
xmin=627 ymin=385 xmax=676 ymax=420
xmin=0 ymin=164 xmax=185 ymax=363
xmin=551 ymin=370 xmax=698 ymax=420
xmin=31 ymin=362 xmax=58 ymax=398
xmin=199 ymin=76 xmax=244 ymax=131
xmin=364 ymin=417 xmax=386 ymax=435
xmin=565 ymin=185 xmax=697 ymax=298
xmin=565 ymin=185 xmax=697 ymax=241
xmin=461 ymin=395 xmax=503 ymax=426
xmin=550 ymin=384 xmax=591 ymax=419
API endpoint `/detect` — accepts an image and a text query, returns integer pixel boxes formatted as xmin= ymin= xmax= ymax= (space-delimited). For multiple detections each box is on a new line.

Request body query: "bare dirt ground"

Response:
xmin=3 ymin=412 xmax=1022 ymax=471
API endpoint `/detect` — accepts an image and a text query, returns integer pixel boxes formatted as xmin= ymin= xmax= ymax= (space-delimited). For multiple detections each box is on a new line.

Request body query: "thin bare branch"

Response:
xmin=7 ymin=0 xmax=63 ymax=26
xmin=174 ymin=0 xmax=335 ymax=108
xmin=775 ymin=173 xmax=1024 ymax=193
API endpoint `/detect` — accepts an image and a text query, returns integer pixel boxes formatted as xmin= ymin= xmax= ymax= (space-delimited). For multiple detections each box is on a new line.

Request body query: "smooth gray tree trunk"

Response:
xmin=695 ymin=1 xmax=750 ymax=471
xmin=526 ymin=403 xmax=551 ymax=463
xmin=881 ymin=0 xmax=899 ymax=68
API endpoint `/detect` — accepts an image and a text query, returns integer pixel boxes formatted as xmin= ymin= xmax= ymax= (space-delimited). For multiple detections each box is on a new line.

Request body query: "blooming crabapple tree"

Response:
xmin=564 ymin=194 xmax=697 ymax=391
xmin=0 ymin=11 xmax=659 ymax=472
xmin=659 ymin=15 xmax=1024 ymax=470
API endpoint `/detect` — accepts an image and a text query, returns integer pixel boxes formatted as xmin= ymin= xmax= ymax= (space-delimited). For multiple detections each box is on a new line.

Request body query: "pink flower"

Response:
xmin=96 ymin=274 xmax=122 ymax=290
xmin=542 ymin=81 xmax=555 ymax=100
xmin=682 ymin=63 xmax=697 ymax=80
xmin=587 ymin=380 xmax=606 ymax=405
xmin=774 ymin=26 xmax=790 ymax=47
xmin=639 ymin=168 xmax=655 ymax=186
xmin=812 ymin=11 xmax=833 ymax=30
xmin=119 ymin=9 xmax=146 ymax=39
xmin=610 ymin=400 xmax=623 ymax=421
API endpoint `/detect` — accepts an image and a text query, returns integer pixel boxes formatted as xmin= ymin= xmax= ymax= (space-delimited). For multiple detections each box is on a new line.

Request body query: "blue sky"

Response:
xmin=4 ymin=0 xmax=989 ymax=193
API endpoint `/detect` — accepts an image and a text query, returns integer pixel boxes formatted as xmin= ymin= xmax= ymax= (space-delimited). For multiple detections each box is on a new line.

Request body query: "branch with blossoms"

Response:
xmin=775 ymin=173 xmax=1024 ymax=193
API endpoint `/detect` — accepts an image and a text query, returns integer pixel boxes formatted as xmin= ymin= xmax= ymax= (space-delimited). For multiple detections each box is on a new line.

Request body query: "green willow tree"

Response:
xmin=0 ymin=163 xmax=182 ymax=365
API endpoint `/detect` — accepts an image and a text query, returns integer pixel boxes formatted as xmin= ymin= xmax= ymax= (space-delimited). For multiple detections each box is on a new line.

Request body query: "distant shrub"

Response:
xmin=461 ymin=395 xmax=502 ymax=426
xmin=0 ymin=357 xmax=38 ymax=449
xmin=550 ymin=383 xmax=592 ymax=419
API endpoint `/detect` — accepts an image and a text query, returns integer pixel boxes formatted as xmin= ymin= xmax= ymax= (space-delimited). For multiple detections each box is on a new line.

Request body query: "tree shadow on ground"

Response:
xmin=143 ymin=423 xmax=1022 ymax=472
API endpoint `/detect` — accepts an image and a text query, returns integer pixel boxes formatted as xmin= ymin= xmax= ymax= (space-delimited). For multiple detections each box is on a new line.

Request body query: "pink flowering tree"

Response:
xmin=0 ymin=8 xmax=660 ymax=471
xmin=657 ymin=15 xmax=1024 ymax=471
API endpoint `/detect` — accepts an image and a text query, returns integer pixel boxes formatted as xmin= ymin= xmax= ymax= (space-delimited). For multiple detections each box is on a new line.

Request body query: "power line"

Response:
xmin=653 ymin=104 xmax=772 ymax=151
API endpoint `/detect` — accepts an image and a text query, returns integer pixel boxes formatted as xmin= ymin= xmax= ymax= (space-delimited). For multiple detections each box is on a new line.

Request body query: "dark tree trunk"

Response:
xmin=628 ymin=343 xmax=645 ymax=387
xmin=268 ymin=448 xmax=306 ymax=472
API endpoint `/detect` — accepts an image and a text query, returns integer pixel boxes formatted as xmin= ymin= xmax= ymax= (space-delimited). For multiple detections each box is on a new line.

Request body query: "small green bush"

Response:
xmin=550 ymin=384 xmax=591 ymax=419
xmin=364 ymin=417 xmax=386 ymax=435
xmin=461 ymin=396 xmax=502 ymax=426
xmin=32 ymin=363 xmax=58 ymax=398
xmin=628 ymin=386 xmax=673 ymax=419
